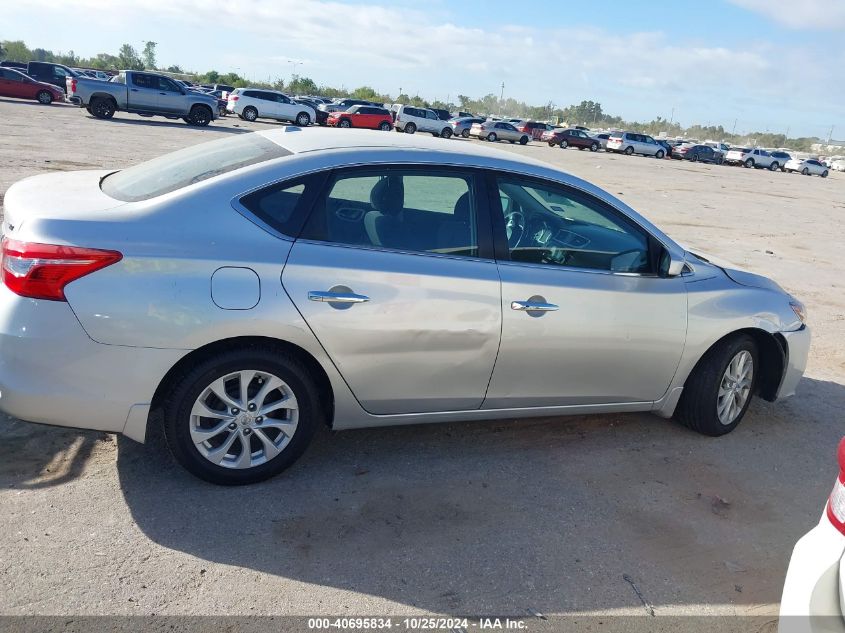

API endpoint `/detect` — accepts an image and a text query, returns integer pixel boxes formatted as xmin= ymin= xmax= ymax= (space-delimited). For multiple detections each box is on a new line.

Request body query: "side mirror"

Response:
xmin=659 ymin=249 xmax=686 ymax=277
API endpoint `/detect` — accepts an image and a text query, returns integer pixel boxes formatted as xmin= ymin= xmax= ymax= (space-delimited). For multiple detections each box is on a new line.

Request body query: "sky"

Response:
xmin=3 ymin=0 xmax=844 ymax=138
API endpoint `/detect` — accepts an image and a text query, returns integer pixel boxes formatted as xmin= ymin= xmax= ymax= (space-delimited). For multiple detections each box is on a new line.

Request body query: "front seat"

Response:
xmin=364 ymin=176 xmax=405 ymax=248
xmin=436 ymin=192 xmax=473 ymax=255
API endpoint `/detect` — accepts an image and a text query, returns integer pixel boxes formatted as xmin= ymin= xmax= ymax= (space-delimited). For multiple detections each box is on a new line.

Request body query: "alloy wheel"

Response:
xmin=717 ymin=350 xmax=753 ymax=426
xmin=190 ymin=370 xmax=299 ymax=469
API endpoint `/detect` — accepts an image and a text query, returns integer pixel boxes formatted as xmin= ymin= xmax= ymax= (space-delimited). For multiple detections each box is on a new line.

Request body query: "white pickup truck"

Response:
xmin=66 ymin=70 xmax=218 ymax=126
xmin=723 ymin=147 xmax=783 ymax=170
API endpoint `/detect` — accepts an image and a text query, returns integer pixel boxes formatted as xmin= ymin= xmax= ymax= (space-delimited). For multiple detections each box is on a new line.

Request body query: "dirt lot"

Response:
xmin=1 ymin=98 xmax=844 ymax=623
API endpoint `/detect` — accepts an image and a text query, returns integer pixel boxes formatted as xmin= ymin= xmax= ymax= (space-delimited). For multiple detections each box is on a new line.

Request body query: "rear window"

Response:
xmin=101 ymin=134 xmax=291 ymax=202
xmin=609 ymin=132 xmax=623 ymax=139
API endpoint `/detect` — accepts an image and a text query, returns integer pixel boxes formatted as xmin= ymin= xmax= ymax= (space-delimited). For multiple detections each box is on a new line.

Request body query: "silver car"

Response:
xmin=0 ymin=129 xmax=810 ymax=485
xmin=470 ymin=121 xmax=530 ymax=144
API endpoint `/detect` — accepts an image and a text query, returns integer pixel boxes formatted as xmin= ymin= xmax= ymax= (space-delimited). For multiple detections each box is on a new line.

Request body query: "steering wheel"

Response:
xmin=504 ymin=209 xmax=526 ymax=248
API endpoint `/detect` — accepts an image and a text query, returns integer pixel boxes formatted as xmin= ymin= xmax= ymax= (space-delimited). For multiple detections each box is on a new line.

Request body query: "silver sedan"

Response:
xmin=469 ymin=121 xmax=530 ymax=144
xmin=0 ymin=128 xmax=810 ymax=484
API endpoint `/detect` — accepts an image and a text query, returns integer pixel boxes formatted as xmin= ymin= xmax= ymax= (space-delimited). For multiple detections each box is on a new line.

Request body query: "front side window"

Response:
xmin=158 ymin=77 xmax=181 ymax=92
xmin=494 ymin=176 xmax=652 ymax=274
xmin=300 ymin=169 xmax=479 ymax=258
xmin=131 ymin=74 xmax=152 ymax=89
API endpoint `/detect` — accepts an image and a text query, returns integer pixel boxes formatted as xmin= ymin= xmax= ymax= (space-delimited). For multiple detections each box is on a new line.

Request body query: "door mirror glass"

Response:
xmin=659 ymin=249 xmax=686 ymax=277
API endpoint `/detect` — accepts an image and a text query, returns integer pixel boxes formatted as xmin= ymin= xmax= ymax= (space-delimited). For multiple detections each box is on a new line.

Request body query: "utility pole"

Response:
xmin=669 ymin=107 xmax=674 ymax=125
xmin=500 ymin=81 xmax=504 ymax=116
xmin=828 ymin=125 xmax=835 ymax=143
xmin=732 ymin=119 xmax=737 ymax=135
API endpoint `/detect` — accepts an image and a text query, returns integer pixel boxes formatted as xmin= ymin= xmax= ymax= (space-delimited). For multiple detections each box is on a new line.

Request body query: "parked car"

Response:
xmin=450 ymin=116 xmax=486 ymax=138
xmin=780 ymin=437 xmax=845 ymax=630
xmin=770 ymin=151 xmax=792 ymax=171
xmin=594 ymin=132 xmax=611 ymax=150
xmin=67 ymin=70 xmax=218 ymax=126
xmin=0 ymin=129 xmax=809 ymax=484
xmin=293 ymin=98 xmax=328 ymax=125
xmin=470 ymin=121 xmax=530 ymax=144
xmin=226 ymin=88 xmax=314 ymax=126
xmin=26 ymin=61 xmax=78 ymax=93
xmin=704 ymin=141 xmax=730 ymax=159
xmin=0 ymin=60 xmax=28 ymax=71
xmin=831 ymin=159 xmax=845 ymax=172
xmin=430 ymin=108 xmax=451 ymax=121
xmin=542 ymin=128 xmax=600 ymax=151
xmin=0 ymin=67 xmax=64 ymax=104
xmin=327 ymin=105 xmax=393 ymax=130
xmin=785 ymin=157 xmax=829 ymax=177
xmin=673 ymin=144 xmax=723 ymax=164
xmin=517 ymin=121 xmax=558 ymax=141
xmin=213 ymin=84 xmax=235 ymax=95
xmin=606 ymin=132 xmax=666 ymax=158
xmin=656 ymin=139 xmax=674 ymax=158
xmin=392 ymin=104 xmax=453 ymax=137
xmin=321 ymin=98 xmax=380 ymax=114
xmin=723 ymin=147 xmax=782 ymax=170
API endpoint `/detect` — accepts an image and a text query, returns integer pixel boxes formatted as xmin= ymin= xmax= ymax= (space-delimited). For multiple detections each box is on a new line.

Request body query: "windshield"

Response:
xmin=101 ymin=133 xmax=291 ymax=202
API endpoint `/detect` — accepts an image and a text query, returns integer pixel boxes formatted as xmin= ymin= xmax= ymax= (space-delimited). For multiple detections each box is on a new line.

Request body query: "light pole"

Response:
xmin=500 ymin=81 xmax=504 ymax=116
xmin=288 ymin=60 xmax=300 ymax=78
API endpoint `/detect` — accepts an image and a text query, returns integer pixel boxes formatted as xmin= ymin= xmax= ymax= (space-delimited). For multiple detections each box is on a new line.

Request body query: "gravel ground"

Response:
xmin=0 ymin=98 xmax=844 ymax=623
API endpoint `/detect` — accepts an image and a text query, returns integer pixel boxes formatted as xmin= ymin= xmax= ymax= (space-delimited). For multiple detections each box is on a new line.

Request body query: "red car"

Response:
xmin=0 ymin=67 xmax=64 ymax=104
xmin=541 ymin=128 xmax=601 ymax=151
xmin=328 ymin=105 xmax=393 ymax=130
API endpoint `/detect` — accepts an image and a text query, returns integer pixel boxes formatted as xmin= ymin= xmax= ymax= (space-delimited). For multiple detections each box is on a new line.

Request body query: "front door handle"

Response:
xmin=511 ymin=300 xmax=558 ymax=312
xmin=309 ymin=290 xmax=370 ymax=304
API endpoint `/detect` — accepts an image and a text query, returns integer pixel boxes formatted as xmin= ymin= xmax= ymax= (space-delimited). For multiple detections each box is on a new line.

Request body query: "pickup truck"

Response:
xmin=66 ymin=70 xmax=218 ymax=126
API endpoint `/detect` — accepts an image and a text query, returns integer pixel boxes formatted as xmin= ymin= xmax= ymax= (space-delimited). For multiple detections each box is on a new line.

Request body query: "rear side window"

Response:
xmin=237 ymin=172 xmax=328 ymax=237
xmin=101 ymin=134 xmax=292 ymax=202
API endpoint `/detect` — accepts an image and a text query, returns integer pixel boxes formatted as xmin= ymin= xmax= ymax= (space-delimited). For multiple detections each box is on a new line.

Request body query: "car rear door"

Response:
xmin=128 ymin=73 xmax=160 ymax=110
xmin=282 ymin=165 xmax=502 ymax=415
xmin=484 ymin=172 xmax=687 ymax=408
xmin=0 ymin=69 xmax=26 ymax=98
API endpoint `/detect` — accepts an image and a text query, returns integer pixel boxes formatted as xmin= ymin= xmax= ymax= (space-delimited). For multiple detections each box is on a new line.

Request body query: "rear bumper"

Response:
xmin=0 ymin=284 xmax=185 ymax=442
xmin=780 ymin=515 xmax=845 ymax=632
xmin=68 ymin=95 xmax=82 ymax=105
xmin=777 ymin=326 xmax=811 ymax=400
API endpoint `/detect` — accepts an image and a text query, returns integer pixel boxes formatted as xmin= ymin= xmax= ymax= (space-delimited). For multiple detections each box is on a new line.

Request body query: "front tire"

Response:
xmin=655 ymin=149 xmax=665 ymax=159
xmin=822 ymin=170 xmax=829 ymax=178
xmin=461 ymin=128 xmax=470 ymax=138
xmin=560 ymin=139 xmax=568 ymax=149
xmin=295 ymin=111 xmax=311 ymax=126
xmin=674 ymin=334 xmax=758 ymax=436
xmin=519 ymin=136 xmax=529 ymax=145
xmin=338 ymin=118 xmax=352 ymax=128
xmin=379 ymin=121 xmax=391 ymax=131
xmin=440 ymin=127 xmax=453 ymax=139
xmin=37 ymin=90 xmax=53 ymax=105
xmin=188 ymin=105 xmax=212 ymax=126
xmin=162 ymin=347 xmax=321 ymax=485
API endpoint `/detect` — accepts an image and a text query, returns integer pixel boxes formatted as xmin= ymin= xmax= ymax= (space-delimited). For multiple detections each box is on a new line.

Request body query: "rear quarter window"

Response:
xmin=237 ymin=172 xmax=329 ymax=237
xmin=101 ymin=134 xmax=292 ymax=202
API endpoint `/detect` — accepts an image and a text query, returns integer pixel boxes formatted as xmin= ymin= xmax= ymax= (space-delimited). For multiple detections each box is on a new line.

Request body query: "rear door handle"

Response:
xmin=309 ymin=291 xmax=370 ymax=304
xmin=131 ymin=88 xmax=139 ymax=92
xmin=511 ymin=300 xmax=558 ymax=312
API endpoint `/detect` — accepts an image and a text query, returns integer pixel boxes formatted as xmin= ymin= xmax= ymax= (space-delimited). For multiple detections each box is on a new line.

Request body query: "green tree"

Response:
xmin=142 ymin=41 xmax=157 ymax=70
xmin=117 ymin=44 xmax=144 ymax=70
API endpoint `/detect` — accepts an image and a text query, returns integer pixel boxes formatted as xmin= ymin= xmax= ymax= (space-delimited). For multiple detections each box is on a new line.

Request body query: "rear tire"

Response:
xmin=744 ymin=158 xmax=754 ymax=168
xmin=802 ymin=167 xmax=810 ymax=175
xmin=487 ymin=132 xmax=497 ymax=142
xmin=162 ymin=346 xmax=322 ymax=485
xmin=590 ymin=142 xmax=598 ymax=152
xmin=769 ymin=162 xmax=779 ymax=171
xmin=242 ymin=106 xmax=258 ymax=122
xmin=674 ymin=334 xmax=759 ymax=436
xmin=404 ymin=122 xmax=416 ymax=134
xmin=624 ymin=146 xmax=634 ymax=155
xmin=36 ymin=90 xmax=53 ymax=105
xmin=90 ymin=97 xmax=116 ymax=119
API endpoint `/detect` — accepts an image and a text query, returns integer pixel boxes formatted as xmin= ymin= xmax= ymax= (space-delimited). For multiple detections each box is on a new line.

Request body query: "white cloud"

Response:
xmin=4 ymin=0 xmax=843 ymax=132
xmin=728 ymin=0 xmax=845 ymax=30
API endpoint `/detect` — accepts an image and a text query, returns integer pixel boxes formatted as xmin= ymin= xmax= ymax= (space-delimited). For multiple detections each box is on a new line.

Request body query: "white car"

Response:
xmin=226 ymin=88 xmax=315 ymax=126
xmin=390 ymin=104 xmax=453 ymax=137
xmin=724 ymin=147 xmax=782 ymax=170
xmin=606 ymin=131 xmax=666 ymax=158
xmin=832 ymin=159 xmax=845 ymax=173
xmin=780 ymin=437 xmax=845 ymax=632
xmin=785 ymin=158 xmax=830 ymax=177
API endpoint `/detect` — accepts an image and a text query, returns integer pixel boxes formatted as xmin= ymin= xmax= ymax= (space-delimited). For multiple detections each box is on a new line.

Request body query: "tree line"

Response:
xmin=0 ymin=39 xmax=819 ymax=151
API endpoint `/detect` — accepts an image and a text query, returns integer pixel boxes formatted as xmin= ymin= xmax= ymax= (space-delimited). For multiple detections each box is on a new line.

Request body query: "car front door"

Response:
xmin=643 ymin=135 xmax=659 ymax=155
xmin=274 ymin=93 xmax=296 ymax=122
xmin=154 ymin=76 xmax=188 ymax=113
xmin=282 ymin=166 xmax=502 ymax=415
xmin=128 ymin=73 xmax=160 ymax=110
xmin=484 ymin=173 xmax=687 ymax=408
xmin=421 ymin=109 xmax=440 ymax=133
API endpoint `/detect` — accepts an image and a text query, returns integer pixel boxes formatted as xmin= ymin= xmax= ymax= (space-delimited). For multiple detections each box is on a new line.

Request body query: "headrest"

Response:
xmin=453 ymin=192 xmax=471 ymax=222
xmin=370 ymin=176 xmax=404 ymax=216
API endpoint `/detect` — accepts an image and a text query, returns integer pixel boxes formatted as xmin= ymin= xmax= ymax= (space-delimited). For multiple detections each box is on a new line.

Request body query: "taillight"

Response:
xmin=70 ymin=79 xmax=77 ymax=93
xmin=1 ymin=238 xmax=122 ymax=301
xmin=229 ymin=95 xmax=239 ymax=101
xmin=827 ymin=438 xmax=845 ymax=535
